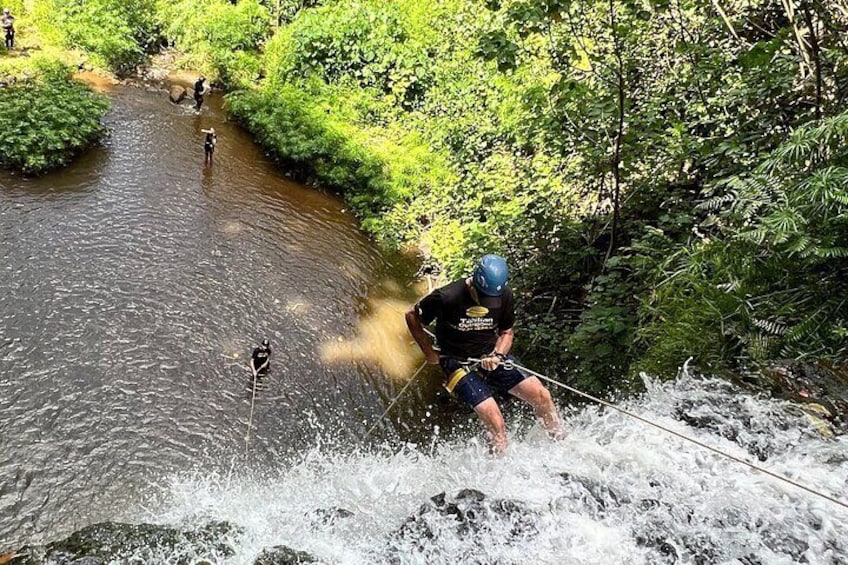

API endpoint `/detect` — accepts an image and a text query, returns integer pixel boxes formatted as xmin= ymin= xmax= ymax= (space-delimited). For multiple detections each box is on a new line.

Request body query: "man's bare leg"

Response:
xmin=473 ymin=397 xmax=508 ymax=455
xmin=509 ymin=377 xmax=563 ymax=438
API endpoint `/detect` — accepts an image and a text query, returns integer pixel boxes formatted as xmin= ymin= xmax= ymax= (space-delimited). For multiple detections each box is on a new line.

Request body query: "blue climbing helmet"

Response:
xmin=472 ymin=254 xmax=509 ymax=296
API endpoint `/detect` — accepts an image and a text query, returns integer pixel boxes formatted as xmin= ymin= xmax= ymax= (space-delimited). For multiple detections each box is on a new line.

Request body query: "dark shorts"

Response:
xmin=439 ymin=355 xmax=528 ymax=408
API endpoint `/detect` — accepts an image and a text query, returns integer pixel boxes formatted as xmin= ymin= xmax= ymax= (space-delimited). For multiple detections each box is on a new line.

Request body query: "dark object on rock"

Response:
xmin=253 ymin=545 xmax=316 ymax=564
xmin=7 ymin=521 xmax=237 ymax=565
xmin=416 ymin=262 xmax=442 ymax=277
xmin=169 ymin=84 xmax=187 ymax=104
xmin=761 ymin=361 xmax=848 ymax=433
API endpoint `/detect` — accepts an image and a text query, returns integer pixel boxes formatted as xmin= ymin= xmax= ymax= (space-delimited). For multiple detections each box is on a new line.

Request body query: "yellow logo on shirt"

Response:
xmin=466 ymin=306 xmax=489 ymax=318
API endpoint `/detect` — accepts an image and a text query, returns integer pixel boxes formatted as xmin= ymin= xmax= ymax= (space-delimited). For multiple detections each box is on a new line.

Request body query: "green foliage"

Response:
xmin=156 ymin=0 xmax=269 ymax=86
xmin=0 ymin=57 xmax=109 ymax=174
xmin=264 ymin=0 xmax=435 ymax=108
xmin=23 ymin=0 xmax=848 ymax=390
xmin=28 ymin=0 xmax=160 ymax=76
xmin=225 ymin=84 xmax=452 ymax=239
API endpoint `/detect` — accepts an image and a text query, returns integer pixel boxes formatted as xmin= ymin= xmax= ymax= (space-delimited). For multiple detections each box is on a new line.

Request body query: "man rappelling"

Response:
xmin=251 ymin=338 xmax=271 ymax=377
xmin=405 ymin=254 xmax=563 ymax=454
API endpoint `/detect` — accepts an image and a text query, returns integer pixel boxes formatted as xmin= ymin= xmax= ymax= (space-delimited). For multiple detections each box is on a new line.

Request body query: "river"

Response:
xmin=0 ymin=84 xmax=847 ymax=564
xmin=0 ymin=83 xmax=427 ymax=548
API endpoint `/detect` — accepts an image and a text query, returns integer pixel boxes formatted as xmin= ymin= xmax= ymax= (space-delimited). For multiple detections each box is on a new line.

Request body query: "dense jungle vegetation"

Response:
xmin=8 ymin=0 xmax=848 ymax=391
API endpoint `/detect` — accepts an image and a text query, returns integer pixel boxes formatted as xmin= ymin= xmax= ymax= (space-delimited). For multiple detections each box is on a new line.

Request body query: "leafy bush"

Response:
xmin=156 ymin=0 xmax=269 ymax=86
xmin=226 ymin=84 xmax=450 ymax=238
xmin=29 ymin=0 xmax=160 ymax=76
xmin=263 ymin=0 xmax=434 ymax=108
xmin=0 ymin=58 xmax=109 ymax=174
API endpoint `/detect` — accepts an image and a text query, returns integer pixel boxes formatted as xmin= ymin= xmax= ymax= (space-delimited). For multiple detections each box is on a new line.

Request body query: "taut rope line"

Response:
xmin=244 ymin=364 xmax=259 ymax=454
xmin=420 ymin=328 xmax=848 ymax=511
xmin=365 ymin=361 xmax=428 ymax=439
xmin=512 ymin=359 xmax=847 ymax=510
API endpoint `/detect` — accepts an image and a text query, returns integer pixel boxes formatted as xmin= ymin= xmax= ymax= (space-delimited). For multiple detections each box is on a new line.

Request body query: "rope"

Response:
xmin=481 ymin=353 xmax=848 ymax=511
xmin=244 ymin=363 xmax=259 ymax=454
xmin=412 ymin=315 xmax=846 ymax=509
xmin=365 ymin=361 xmax=428 ymax=439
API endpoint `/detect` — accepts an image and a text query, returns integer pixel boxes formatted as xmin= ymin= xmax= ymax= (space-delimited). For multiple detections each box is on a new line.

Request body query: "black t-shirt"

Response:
xmin=194 ymin=79 xmax=205 ymax=96
xmin=415 ymin=278 xmax=515 ymax=359
xmin=251 ymin=346 xmax=271 ymax=372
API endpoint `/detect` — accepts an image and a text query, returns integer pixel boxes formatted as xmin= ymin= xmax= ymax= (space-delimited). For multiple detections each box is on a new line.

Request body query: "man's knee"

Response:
xmin=535 ymin=385 xmax=553 ymax=407
xmin=519 ymin=379 xmax=552 ymax=408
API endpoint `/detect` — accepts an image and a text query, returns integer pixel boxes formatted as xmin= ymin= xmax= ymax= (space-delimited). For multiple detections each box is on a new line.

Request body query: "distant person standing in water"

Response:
xmin=201 ymin=127 xmax=216 ymax=165
xmin=2 ymin=8 xmax=14 ymax=50
xmin=193 ymin=76 xmax=206 ymax=111
xmin=251 ymin=338 xmax=271 ymax=376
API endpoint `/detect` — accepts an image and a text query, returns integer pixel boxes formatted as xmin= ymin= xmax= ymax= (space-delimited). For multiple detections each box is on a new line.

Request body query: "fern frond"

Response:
xmin=809 ymin=246 xmax=848 ymax=259
xmin=696 ymin=192 xmax=736 ymax=213
xmin=752 ymin=317 xmax=787 ymax=335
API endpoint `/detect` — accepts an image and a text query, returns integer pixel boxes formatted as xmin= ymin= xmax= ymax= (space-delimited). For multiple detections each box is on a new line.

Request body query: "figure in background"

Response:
xmin=2 ymin=8 xmax=15 ymax=50
xmin=201 ymin=127 xmax=216 ymax=165
xmin=193 ymin=76 xmax=206 ymax=111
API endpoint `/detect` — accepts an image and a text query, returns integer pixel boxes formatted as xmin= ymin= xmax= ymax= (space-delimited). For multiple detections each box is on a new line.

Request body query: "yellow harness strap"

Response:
xmin=444 ymin=366 xmax=469 ymax=393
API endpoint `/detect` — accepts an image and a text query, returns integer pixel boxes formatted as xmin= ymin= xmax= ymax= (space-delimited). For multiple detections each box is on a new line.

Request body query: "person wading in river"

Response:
xmin=193 ymin=76 xmax=206 ymax=111
xmin=251 ymin=338 xmax=271 ymax=376
xmin=201 ymin=127 xmax=216 ymax=165
xmin=405 ymin=254 xmax=563 ymax=454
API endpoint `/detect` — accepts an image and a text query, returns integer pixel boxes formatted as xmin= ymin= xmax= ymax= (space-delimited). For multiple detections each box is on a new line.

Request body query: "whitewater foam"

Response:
xmin=145 ymin=375 xmax=848 ymax=564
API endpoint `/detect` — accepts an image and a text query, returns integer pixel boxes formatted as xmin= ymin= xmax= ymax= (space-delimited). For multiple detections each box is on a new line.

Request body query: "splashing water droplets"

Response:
xmin=139 ymin=375 xmax=847 ymax=564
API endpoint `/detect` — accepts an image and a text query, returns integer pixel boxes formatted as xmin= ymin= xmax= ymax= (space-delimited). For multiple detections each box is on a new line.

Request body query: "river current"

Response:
xmin=1 ymin=85 xmax=847 ymax=564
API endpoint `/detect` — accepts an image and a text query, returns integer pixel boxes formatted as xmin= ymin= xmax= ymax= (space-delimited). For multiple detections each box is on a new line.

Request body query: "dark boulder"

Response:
xmin=761 ymin=361 xmax=848 ymax=433
xmin=168 ymin=85 xmax=187 ymax=104
xmin=395 ymin=488 xmax=537 ymax=548
xmin=253 ymin=545 xmax=316 ymax=564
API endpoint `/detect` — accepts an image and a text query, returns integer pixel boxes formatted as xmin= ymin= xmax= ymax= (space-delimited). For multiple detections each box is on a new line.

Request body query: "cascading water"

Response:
xmin=143 ymin=373 xmax=847 ymax=564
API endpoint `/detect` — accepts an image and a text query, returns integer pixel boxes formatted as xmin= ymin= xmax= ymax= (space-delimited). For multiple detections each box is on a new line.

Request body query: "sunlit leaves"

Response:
xmin=0 ymin=58 xmax=108 ymax=174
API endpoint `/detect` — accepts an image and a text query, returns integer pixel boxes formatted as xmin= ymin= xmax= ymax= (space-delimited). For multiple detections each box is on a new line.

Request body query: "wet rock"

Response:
xmin=310 ymin=506 xmax=354 ymax=526
xmin=557 ymin=472 xmax=628 ymax=511
xmin=253 ymin=545 xmax=316 ymax=564
xmin=761 ymin=361 xmax=848 ymax=432
xmin=395 ymin=489 xmax=537 ymax=549
xmin=638 ymin=498 xmax=661 ymax=511
xmin=674 ymin=394 xmax=778 ymax=461
xmin=8 ymin=521 xmax=237 ymax=565
xmin=634 ymin=535 xmax=678 ymax=563
xmin=169 ymin=84 xmax=187 ymax=104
